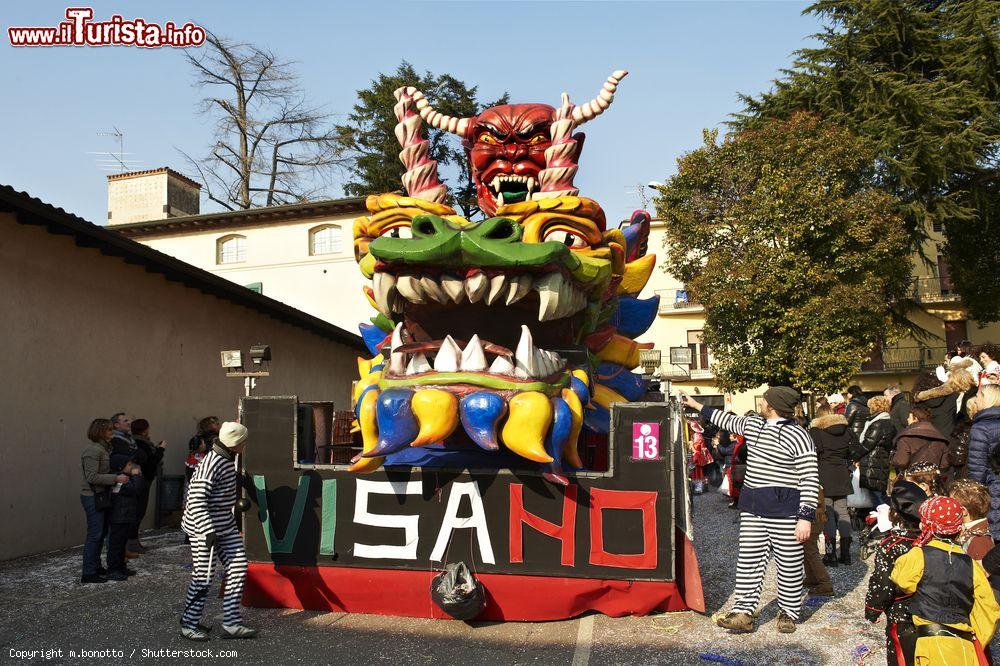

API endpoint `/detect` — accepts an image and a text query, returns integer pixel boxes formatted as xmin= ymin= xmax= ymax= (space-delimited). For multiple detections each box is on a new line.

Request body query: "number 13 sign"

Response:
xmin=632 ymin=422 xmax=661 ymax=461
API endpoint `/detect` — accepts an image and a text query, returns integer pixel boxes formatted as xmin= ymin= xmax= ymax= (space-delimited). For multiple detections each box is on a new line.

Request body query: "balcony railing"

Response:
xmin=861 ymin=346 xmax=948 ymax=373
xmin=912 ymin=277 xmax=961 ymax=304
xmin=654 ymin=288 xmax=702 ymax=312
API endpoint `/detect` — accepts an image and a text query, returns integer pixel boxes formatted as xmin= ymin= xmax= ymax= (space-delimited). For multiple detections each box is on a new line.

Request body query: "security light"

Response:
xmin=249 ymin=344 xmax=271 ymax=365
xmin=639 ymin=349 xmax=662 ymax=376
xmin=221 ymin=350 xmax=243 ymax=369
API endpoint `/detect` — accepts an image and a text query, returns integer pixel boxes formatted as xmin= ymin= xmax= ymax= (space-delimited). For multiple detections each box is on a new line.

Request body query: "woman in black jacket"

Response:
xmin=912 ymin=366 xmax=976 ymax=478
xmin=854 ymin=395 xmax=897 ymax=507
xmin=129 ymin=418 xmax=166 ymax=553
xmin=810 ymin=406 xmax=858 ymax=566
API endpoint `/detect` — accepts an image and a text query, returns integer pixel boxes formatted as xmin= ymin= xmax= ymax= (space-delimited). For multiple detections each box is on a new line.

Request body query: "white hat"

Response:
xmin=219 ymin=421 xmax=249 ymax=448
xmin=826 ymin=393 xmax=845 ymax=404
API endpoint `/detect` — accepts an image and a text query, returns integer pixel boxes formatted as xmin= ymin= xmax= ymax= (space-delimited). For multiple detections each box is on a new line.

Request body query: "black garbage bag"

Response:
xmin=430 ymin=562 xmax=485 ymax=620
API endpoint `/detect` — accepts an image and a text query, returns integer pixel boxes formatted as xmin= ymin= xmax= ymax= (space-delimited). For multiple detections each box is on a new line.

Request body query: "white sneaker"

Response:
xmin=221 ymin=624 xmax=258 ymax=639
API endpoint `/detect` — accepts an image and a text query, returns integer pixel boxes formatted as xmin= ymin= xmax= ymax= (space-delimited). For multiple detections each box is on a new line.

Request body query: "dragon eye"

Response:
xmin=478 ymin=133 xmax=500 ymax=145
xmin=542 ymin=228 xmax=589 ymax=249
xmin=528 ymin=134 xmax=548 ymax=145
xmin=379 ymin=225 xmax=412 ymax=239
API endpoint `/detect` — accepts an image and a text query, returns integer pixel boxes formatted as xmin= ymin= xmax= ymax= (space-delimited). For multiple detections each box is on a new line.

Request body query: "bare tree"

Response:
xmin=180 ymin=33 xmax=346 ymax=210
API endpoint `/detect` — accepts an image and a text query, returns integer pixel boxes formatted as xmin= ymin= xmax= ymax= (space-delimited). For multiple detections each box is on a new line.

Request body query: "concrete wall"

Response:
xmin=0 ymin=214 xmax=361 ymax=560
xmin=133 ymin=214 xmax=372 ymax=334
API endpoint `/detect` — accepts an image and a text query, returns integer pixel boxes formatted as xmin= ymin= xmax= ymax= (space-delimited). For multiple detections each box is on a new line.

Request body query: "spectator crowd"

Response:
xmin=684 ymin=340 xmax=1000 ymax=664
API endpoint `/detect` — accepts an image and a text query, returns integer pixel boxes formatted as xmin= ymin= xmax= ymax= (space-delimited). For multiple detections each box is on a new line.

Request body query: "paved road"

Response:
xmin=1 ymin=490 xmax=889 ymax=665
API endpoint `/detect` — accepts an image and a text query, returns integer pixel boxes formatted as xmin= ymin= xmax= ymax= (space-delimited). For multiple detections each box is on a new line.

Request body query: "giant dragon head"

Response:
xmin=348 ymin=71 xmax=660 ymax=483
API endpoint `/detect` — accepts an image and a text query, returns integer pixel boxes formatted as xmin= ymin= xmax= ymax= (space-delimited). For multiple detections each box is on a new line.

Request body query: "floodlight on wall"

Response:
xmin=249 ymin=344 xmax=271 ymax=365
xmin=639 ymin=349 xmax=662 ymax=377
xmin=221 ymin=350 xmax=243 ymax=370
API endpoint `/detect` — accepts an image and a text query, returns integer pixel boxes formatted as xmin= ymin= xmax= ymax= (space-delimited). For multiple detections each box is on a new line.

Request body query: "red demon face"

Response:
xmin=468 ymin=104 xmax=555 ymax=216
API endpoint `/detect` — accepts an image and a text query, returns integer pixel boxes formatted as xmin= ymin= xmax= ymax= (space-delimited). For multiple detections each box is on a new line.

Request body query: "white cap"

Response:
xmin=219 ymin=421 xmax=249 ymax=448
xmin=826 ymin=393 xmax=845 ymax=404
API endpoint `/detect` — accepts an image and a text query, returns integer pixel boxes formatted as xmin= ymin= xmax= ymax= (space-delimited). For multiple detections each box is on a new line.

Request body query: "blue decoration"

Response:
xmin=459 ymin=392 xmax=506 ymax=451
xmin=583 ymin=403 xmax=610 ymax=434
xmin=543 ymin=397 xmax=572 ymax=472
xmin=594 ymin=361 xmax=646 ymax=401
xmin=365 ymin=388 xmax=418 ymax=456
xmin=612 ymin=295 xmax=660 ymax=338
xmin=354 ymin=384 xmax=379 ymax=420
xmin=570 ymin=376 xmax=591 ymax=406
xmin=621 ymin=210 xmax=651 ymax=260
xmin=359 ymin=323 xmax=388 ymax=356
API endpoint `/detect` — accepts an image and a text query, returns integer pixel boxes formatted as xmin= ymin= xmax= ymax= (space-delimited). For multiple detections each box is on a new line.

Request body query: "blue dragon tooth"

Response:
xmin=365 ymin=388 xmax=418 ymax=456
xmin=570 ymin=376 xmax=591 ymax=406
xmin=459 ymin=392 xmax=506 ymax=451
xmin=583 ymin=403 xmax=611 ymax=434
xmin=359 ymin=323 xmax=389 ymax=356
xmin=594 ymin=362 xmax=646 ymax=402
xmin=545 ymin=397 xmax=572 ymax=466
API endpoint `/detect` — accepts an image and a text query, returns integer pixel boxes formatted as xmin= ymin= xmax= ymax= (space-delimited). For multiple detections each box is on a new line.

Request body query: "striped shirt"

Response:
xmin=181 ymin=446 xmax=238 ymax=536
xmin=706 ymin=408 xmax=819 ymax=516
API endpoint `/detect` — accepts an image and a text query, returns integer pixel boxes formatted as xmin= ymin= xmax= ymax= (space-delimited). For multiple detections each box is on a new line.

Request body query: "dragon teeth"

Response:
xmin=420 ymin=276 xmax=447 ymax=304
xmin=488 ymin=355 xmax=514 ymax=375
xmin=389 ymin=323 xmax=406 ymax=375
xmin=460 ymin=334 xmax=487 ymax=371
xmin=486 ymin=274 xmax=507 ymax=305
xmin=373 ymin=272 xmax=397 ymax=315
xmin=513 ymin=325 xmax=537 ymax=378
xmin=434 ymin=335 xmax=462 ymax=372
xmin=505 ymin=275 xmax=531 ymax=305
xmin=534 ymin=273 xmax=564 ymax=322
xmin=405 ymin=352 xmax=431 ymax=375
xmin=465 ymin=272 xmax=488 ymax=303
xmin=396 ymin=275 xmax=425 ymax=304
xmin=440 ymin=273 xmax=466 ymax=303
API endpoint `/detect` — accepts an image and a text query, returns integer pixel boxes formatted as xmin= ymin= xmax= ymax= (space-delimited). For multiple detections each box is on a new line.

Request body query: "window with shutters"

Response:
xmin=687 ymin=330 xmax=711 ymax=370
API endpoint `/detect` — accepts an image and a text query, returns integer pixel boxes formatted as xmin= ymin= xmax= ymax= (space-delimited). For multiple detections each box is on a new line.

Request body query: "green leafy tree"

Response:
xmin=734 ymin=0 xmax=1000 ymax=321
xmin=655 ymin=114 xmax=911 ymax=392
xmin=337 ymin=62 xmax=507 ymax=218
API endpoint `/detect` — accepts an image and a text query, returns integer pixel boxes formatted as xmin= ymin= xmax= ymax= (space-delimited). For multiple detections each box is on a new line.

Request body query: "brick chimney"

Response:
xmin=107 ymin=167 xmax=201 ymax=225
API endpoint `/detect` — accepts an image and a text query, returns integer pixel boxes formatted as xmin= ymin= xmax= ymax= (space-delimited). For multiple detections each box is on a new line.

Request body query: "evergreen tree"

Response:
xmin=655 ymin=114 xmax=911 ymax=392
xmin=337 ymin=62 xmax=507 ymax=218
xmin=735 ymin=0 xmax=1000 ymax=321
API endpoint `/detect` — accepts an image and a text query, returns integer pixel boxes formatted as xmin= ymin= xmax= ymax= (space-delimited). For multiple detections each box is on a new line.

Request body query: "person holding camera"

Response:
xmin=80 ymin=418 xmax=129 ymax=584
xmin=180 ymin=421 xmax=256 ymax=641
xmin=129 ymin=418 xmax=166 ymax=554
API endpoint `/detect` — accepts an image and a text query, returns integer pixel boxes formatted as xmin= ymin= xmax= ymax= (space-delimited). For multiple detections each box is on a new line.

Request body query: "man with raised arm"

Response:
xmin=680 ymin=386 xmax=819 ymax=634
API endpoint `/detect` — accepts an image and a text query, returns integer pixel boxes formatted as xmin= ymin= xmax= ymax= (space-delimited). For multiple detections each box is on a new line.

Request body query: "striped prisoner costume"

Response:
xmin=180 ymin=444 xmax=247 ymax=628
xmin=705 ymin=408 xmax=820 ymax=621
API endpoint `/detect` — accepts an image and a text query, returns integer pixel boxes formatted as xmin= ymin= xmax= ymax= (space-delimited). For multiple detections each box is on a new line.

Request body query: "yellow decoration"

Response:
xmin=352 ymin=371 xmax=382 ymax=403
xmin=357 ymin=353 xmax=384 ymax=379
xmin=410 ymin=389 xmax=459 ymax=446
xmin=561 ymin=388 xmax=584 ymax=468
xmin=571 ymin=368 xmax=590 ymax=388
xmin=594 ymin=335 xmax=652 ymax=369
xmin=348 ymin=389 xmax=384 ymax=473
xmin=501 ymin=392 xmax=554 ymax=463
xmin=592 ymin=383 xmax=628 ymax=411
xmin=358 ymin=252 xmax=376 ymax=279
xmin=618 ymin=253 xmax=656 ymax=295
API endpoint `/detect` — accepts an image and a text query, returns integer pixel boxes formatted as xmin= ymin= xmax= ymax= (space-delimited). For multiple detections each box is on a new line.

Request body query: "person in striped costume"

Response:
xmin=180 ymin=421 xmax=256 ymax=641
xmin=680 ymin=386 xmax=819 ymax=634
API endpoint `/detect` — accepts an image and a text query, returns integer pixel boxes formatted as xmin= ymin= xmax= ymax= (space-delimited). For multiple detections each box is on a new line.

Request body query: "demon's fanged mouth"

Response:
xmin=489 ymin=174 xmax=537 ymax=207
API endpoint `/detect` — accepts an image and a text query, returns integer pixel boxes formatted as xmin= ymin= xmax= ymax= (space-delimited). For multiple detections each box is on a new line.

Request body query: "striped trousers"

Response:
xmin=732 ymin=513 xmax=805 ymax=620
xmin=181 ymin=529 xmax=247 ymax=628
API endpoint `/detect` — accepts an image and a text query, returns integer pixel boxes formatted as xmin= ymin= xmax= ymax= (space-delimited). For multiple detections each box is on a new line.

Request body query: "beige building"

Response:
xmin=110 ymin=174 xmax=370 ymax=334
xmin=0 ymin=184 xmax=364 ymax=560
xmin=107 ymin=167 xmax=201 ymax=225
xmin=639 ymin=218 xmax=1000 ymax=409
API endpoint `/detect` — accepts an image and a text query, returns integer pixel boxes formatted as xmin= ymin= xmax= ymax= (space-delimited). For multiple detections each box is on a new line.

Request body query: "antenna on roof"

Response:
xmin=89 ymin=127 xmax=144 ymax=173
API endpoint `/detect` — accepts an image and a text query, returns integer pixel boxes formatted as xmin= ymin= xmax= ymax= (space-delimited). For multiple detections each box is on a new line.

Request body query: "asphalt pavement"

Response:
xmin=1 ymin=490 xmax=895 ymax=665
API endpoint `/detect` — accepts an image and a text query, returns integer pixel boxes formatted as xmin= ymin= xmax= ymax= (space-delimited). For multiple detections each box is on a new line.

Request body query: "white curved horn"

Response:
xmin=402 ymin=87 xmax=472 ymax=137
xmin=570 ymin=70 xmax=628 ymax=125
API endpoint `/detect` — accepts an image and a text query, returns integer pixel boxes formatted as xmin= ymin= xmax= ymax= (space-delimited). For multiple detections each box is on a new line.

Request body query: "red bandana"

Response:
xmin=916 ymin=495 xmax=965 ymax=546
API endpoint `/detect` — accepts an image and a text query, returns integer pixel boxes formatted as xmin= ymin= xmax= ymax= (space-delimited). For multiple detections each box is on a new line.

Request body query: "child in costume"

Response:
xmin=890 ymin=495 xmax=1000 ymax=665
xmin=687 ymin=419 xmax=713 ymax=495
xmin=949 ymin=479 xmax=994 ymax=560
xmin=902 ymin=461 xmax=943 ymax=498
xmin=865 ymin=480 xmax=927 ymax=666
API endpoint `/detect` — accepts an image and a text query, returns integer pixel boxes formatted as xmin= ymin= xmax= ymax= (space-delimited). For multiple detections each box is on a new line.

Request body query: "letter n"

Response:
xmin=509 ymin=483 xmax=577 ymax=566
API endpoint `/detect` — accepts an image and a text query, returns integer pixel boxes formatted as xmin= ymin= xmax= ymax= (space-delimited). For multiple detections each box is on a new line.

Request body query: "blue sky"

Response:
xmin=0 ymin=1 xmax=820 ymax=225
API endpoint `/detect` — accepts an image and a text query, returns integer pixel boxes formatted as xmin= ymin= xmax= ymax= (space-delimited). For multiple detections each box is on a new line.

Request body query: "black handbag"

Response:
xmin=92 ymin=487 xmax=113 ymax=511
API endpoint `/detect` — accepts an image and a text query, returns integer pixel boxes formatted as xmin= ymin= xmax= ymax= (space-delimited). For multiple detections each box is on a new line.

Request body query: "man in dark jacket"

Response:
xmin=884 ymin=386 xmax=911 ymax=433
xmin=129 ymin=419 xmax=165 ymax=553
xmin=845 ymin=386 xmax=870 ymax=440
